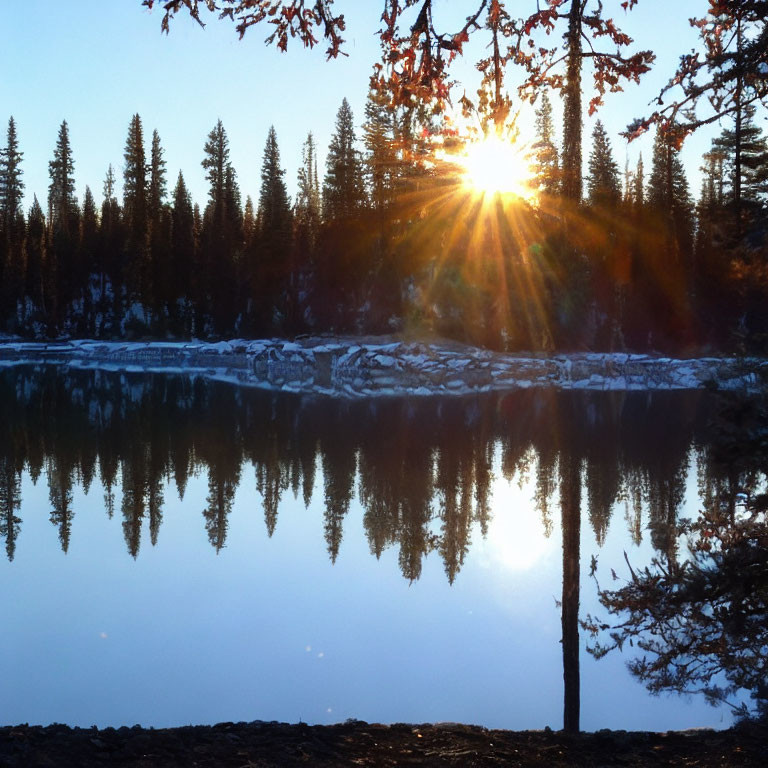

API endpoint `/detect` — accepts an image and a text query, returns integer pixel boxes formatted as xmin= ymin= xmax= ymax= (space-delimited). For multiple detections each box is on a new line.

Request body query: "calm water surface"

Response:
xmin=0 ymin=365 xmax=764 ymax=730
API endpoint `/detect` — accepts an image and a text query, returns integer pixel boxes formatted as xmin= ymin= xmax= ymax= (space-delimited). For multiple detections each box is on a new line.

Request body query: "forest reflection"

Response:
xmin=1 ymin=366 xmax=765 ymax=728
xmin=0 ymin=365 xmax=731 ymax=570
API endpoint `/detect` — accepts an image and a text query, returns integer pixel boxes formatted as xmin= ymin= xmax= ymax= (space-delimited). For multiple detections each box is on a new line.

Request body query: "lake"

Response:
xmin=0 ymin=364 xmax=764 ymax=731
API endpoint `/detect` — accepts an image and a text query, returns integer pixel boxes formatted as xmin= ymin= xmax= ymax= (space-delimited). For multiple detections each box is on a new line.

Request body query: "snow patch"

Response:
xmin=0 ymin=338 xmax=765 ymax=399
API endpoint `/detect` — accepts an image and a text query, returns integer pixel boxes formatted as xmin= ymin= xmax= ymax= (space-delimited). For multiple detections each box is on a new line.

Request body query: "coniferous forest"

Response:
xmin=0 ymin=2 xmax=767 ymax=353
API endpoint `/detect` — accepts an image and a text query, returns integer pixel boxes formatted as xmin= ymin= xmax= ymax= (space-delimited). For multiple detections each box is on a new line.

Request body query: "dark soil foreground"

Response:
xmin=1 ymin=721 xmax=767 ymax=767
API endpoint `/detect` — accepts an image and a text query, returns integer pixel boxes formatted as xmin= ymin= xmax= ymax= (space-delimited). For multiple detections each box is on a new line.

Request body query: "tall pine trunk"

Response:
xmin=561 ymin=453 xmax=581 ymax=733
xmin=562 ymin=1 xmax=583 ymax=202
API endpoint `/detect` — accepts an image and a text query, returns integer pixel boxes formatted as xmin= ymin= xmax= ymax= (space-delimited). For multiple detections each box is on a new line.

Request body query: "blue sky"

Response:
xmin=0 ymin=1 xmax=723 ymax=213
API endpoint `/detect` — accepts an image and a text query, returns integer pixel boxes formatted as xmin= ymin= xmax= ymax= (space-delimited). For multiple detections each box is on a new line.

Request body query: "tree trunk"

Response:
xmin=562 ymin=1 xmax=583 ymax=202
xmin=561 ymin=453 xmax=581 ymax=733
xmin=734 ymin=13 xmax=743 ymax=236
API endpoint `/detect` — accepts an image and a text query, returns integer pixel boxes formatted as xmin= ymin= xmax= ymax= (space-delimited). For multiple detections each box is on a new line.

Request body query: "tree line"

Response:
xmin=0 ymin=85 xmax=766 ymax=350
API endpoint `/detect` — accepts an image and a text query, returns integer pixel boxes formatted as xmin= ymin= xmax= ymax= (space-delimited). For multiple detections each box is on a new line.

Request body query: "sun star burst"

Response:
xmin=461 ymin=135 xmax=535 ymax=201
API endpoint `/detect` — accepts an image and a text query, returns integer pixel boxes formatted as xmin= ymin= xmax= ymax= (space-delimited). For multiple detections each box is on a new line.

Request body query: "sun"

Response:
xmin=461 ymin=134 xmax=535 ymax=200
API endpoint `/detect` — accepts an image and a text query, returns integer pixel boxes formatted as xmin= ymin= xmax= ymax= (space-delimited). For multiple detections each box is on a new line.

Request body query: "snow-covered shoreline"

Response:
xmin=0 ymin=337 xmax=765 ymax=397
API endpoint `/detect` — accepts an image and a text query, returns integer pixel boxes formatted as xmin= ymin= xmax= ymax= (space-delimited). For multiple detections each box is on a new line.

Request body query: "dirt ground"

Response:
xmin=1 ymin=720 xmax=766 ymax=767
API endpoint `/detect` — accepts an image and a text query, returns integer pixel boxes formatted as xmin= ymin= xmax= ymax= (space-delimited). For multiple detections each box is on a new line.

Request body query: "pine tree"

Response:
xmin=648 ymin=128 xmax=692 ymax=217
xmin=148 ymin=129 xmax=171 ymax=321
xmin=363 ymin=88 xmax=398 ymax=213
xmin=0 ymin=117 xmax=25 ymax=328
xmin=695 ymin=148 xmax=729 ymax=338
xmin=48 ymin=120 xmax=76 ymax=231
xmin=200 ymin=119 xmax=238 ymax=333
xmin=243 ymin=194 xmax=257 ymax=250
xmin=47 ymin=120 xmax=80 ymax=329
xmin=104 ymin=164 xmax=117 ymax=203
xmin=633 ymin=154 xmax=645 ymax=209
xmin=711 ymin=106 xmax=768 ymax=209
xmin=323 ymin=98 xmax=366 ymax=220
xmin=256 ymin=126 xmax=292 ymax=329
xmin=531 ymin=91 xmax=559 ymax=195
xmin=292 ymin=133 xmax=321 ymax=327
xmin=645 ymin=126 xmax=696 ymax=338
xmin=79 ymin=185 xmax=99 ymax=332
xmin=25 ymin=197 xmax=46 ymax=318
xmin=586 ymin=120 xmax=620 ymax=207
xmin=0 ymin=117 xmax=24 ymax=229
xmin=202 ymin=119 xmax=229 ymax=214
xmin=123 ymin=114 xmax=148 ymax=302
xmin=294 ymin=132 xmax=320 ymax=241
xmin=170 ymin=171 xmax=195 ymax=319
xmin=98 ymin=164 xmax=124 ymax=330
xmin=148 ymin=129 xmax=167 ymax=220
xmin=647 ymin=127 xmax=695 ymax=257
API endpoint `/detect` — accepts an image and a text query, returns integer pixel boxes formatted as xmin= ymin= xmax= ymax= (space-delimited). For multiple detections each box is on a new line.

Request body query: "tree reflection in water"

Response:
xmin=585 ymin=392 xmax=768 ymax=722
xmin=1 ymin=365 xmax=763 ymax=728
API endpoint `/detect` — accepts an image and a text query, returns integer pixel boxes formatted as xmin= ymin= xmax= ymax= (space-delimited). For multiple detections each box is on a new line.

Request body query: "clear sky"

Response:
xmin=0 ymin=1 xmax=723 ymax=214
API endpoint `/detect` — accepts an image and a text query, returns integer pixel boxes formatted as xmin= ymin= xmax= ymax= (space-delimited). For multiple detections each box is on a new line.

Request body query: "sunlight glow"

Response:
xmin=460 ymin=135 xmax=535 ymax=200
xmin=481 ymin=474 xmax=554 ymax=572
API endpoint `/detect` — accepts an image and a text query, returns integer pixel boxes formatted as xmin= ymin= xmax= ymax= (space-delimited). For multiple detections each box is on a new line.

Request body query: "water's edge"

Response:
xmin=0 ymin=338 xmax=765 ymax=396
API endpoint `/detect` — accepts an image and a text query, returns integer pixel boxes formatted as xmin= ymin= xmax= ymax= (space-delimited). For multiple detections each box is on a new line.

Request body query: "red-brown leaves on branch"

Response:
xmin=374 ymin=1 xmax=491 ymax=112
xmin=508 ymin=1 xmax=653 ymax=112
xmin=142 ymin=0 xmax=347 ymax=60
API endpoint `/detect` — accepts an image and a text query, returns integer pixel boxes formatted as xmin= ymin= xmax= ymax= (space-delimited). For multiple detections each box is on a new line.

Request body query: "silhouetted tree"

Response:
xmin=255 ymin=125 xmax=291 ymax=330
xmin=587 ymin=120 xmax=621 ymax=208
xmin=47 ymin=120 xmax=79 ymax=329
xmin=531 ymin=91 xmax=559 ymax=196
xmin=323 ymin=98 xmax=366 ymax=221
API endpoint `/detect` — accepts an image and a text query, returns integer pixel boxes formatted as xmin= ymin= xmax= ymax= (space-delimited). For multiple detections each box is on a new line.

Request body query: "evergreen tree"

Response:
xmin=633 ymin=154 xmax=645 ymax=209
xmin=200 ymin=119 xmax=238 ymax=333
xmin=643 ymin=127 xmax=696 ymax=343
xmin=25 ymin=197 xmax=46 ymax=320
xmin=694 ymin=148 xmax=730 ymax=341
xmin=79 ymin=185 xmax=99 ymax=333
xmin=224 ymin=162 xmax=244 ymax=326
xmin=0 ymin=117 xmax=24 ymax=229
xmin=148 ymin=129 xmax=171 ymax=322
xmin=586 ymin=120 xmax=621 ymax=207
xmin=292 ymin=133 xmax=321 ymax=329
xmin=98 ymin=164 xmax=124 ymax=332
xmin=47 ymin=120 xmax=79 ymax=329
xmin=294 ymin=132 xmax=321 ymax=242
xmin=323 ymin=98 xmax=366 ymax=220
xmin=647 ymin=126 xmax=695 ymax=256
xmin=48 ymin=120 xmax=77 ymax=230
xmin=123 ymin=113 xmax=148 ymax=302
xmin=256 ymin=125 xmax=292 ymax=329
xmin=202 ymin=119 xmax=229 ymax=213
xmin=259 ymin=126 xmax=291 ymax=244
xmin=711 ymin=106 xmax=768 ymax=209
xmin=243 ymin=194 xmax=257 ymax=250
xmin=531 ymin=91 xmax=559 ymax=195
xmin=170 ymin=171 xmax=195 ymax=324
xmin=362 ymin=88 xmax=398 ymax=213
xmin=0 ymin=117 xmax=25 ymax=328
xmin=148 ymin=129 xmax=167 ymax=220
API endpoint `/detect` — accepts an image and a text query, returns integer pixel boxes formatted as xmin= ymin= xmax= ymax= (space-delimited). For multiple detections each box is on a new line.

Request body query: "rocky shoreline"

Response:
xmin=0 ymin=337 xmax=765 ymax=397
xmin=1 ymin=720 xmax=765 ymax=767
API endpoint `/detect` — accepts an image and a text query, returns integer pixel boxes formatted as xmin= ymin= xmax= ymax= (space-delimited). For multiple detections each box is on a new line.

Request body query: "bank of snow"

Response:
xmin=0 ymin=338 xmax=765 ymax=397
